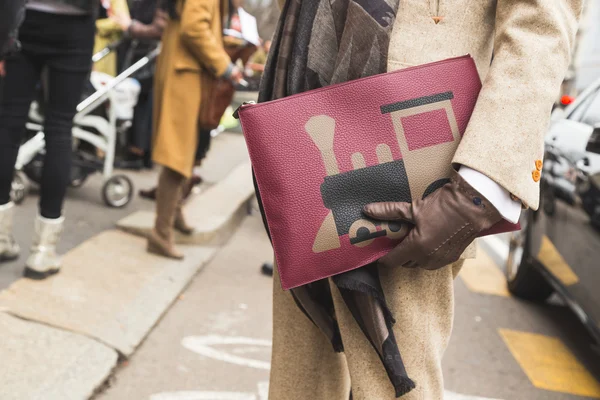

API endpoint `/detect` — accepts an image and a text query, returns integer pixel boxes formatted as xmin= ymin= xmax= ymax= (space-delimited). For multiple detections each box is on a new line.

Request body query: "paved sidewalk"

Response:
xmin=96 ymin=214 xmax=273 ymax=400
xmin=0 ymin=132 xmax=254 ymax=400
xmin=1 ymin=132 xmax=249 ymax=290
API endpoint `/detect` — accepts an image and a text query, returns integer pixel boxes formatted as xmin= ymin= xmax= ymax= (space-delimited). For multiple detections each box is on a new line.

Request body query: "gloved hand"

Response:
xmin=364 ymin=170 xmax=503 ymax=270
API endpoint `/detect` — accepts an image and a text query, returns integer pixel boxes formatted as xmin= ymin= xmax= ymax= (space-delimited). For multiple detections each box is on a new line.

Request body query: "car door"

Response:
xmin=542 ymin=88 xmax=600 ymax=330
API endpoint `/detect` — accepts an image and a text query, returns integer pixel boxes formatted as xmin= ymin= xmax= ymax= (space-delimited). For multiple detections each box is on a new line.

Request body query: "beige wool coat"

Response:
xmin=269 ymin=1 xmax=582 ymax=399
xmin=388 ymin=0 xmax=581 ymax=211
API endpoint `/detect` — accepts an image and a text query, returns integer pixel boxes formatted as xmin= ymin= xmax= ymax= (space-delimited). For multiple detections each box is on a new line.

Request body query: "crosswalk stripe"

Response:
xmin=537 ymin=235 xmax=579 ymax=286
xmin=499 ymin=329 xmax=600 ymax=398
xmin=459 ymin=247 xmax=510 ymax=297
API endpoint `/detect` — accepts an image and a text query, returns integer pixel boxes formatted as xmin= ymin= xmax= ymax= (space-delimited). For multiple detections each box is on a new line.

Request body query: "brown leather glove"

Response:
xmin=364 ymin=170 xmax=503 ymax=270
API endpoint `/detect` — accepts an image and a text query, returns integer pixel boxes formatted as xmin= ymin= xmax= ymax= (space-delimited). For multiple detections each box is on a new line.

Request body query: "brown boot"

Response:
xmin=174 ymin=206 xmax=194 ymax=235
xmin=147 ymin=168 xmax=185 ymax=260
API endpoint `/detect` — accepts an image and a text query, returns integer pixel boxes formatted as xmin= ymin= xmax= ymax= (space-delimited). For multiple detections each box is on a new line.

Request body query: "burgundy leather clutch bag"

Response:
xmin=237 ymin=55 xmax=519 ymax=290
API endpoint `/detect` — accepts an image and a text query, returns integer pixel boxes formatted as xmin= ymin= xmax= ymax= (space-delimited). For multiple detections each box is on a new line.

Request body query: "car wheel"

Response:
xmin=506 ymin=211 xmax=554 ymax=301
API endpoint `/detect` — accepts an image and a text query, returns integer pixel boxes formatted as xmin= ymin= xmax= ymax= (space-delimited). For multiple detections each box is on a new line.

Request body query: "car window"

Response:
xmin=587 ymin=127 xmax=600 ymax=155
xmin=570 ymin=87 xmax=600 ymax=124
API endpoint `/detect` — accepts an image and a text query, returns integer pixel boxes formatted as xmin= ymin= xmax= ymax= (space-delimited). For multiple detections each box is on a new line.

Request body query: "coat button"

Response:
xmin=473 ymin=197 xmax=482 ymax=206
xmin=532 ymin=170 xmax=541 ymax=182
xmin=535 ymin=160 xmax=543 ymax=171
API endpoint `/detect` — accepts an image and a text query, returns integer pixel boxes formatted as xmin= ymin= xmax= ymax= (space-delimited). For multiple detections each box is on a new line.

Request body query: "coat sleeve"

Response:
xmin=180 ymin=0 xmax=231 ymax=77
xmin=452 ymin=0 xmax=582 ymax=210
xmin=0 ymin=0 xmax=26 ymax=59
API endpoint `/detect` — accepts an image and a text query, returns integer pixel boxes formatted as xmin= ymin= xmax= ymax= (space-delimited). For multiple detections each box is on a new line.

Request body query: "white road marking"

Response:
xmin=181 ymin=335 xmax=271 ymax=370
xmin=174 ymin=335 xmax=504 ymax=400
xmin=257 ymin=381 xmax=269 ymax=400
xmin=149 ymin=392 xmax=256 ymax=400
xmin=444 ymin=390 xmax=502 ymax=400
xmin=231 ymin=346 xmax=265 ymax=355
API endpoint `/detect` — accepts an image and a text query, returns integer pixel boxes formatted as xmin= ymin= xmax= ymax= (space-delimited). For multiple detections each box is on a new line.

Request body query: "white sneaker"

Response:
xmin=0 ymin=202 xmax=20 ymax=261
xmin=24 ymin=214 xmax=64 ymax=279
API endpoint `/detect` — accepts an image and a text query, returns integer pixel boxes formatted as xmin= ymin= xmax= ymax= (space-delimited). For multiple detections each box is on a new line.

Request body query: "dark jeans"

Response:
xmin=0 ymin=10 xmax=94 ymax=218
xmin=130 ymin=85 xmax=153 ymax=153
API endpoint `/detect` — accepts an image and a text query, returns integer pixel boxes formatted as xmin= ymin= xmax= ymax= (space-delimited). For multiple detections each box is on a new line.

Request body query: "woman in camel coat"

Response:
xmin=149 ymin=0 xmax=241 ymax=259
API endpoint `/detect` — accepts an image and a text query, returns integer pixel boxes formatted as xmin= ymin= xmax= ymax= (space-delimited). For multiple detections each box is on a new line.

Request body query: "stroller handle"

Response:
xmin=78 ymin=45 xmax=161 ymax=114
xmin=92 ymin=38 xmax=126 ymax=63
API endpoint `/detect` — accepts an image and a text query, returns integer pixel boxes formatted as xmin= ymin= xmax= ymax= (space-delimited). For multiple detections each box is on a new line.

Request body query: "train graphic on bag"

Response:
xmin=308 ymin=91 xmax=460 ymax=253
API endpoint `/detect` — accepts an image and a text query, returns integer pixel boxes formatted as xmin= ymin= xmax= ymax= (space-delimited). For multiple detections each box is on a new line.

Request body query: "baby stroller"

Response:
xmin=10 ymin=42 xmax=160 ymax=208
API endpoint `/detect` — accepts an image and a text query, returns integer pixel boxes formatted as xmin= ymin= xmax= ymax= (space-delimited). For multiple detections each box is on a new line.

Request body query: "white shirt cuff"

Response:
xmin=458 ymin=166 xmax=521 ymax=224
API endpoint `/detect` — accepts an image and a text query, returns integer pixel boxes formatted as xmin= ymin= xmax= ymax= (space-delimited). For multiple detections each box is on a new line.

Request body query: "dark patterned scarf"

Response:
xmin=256 ymin=0 xmax=415 ymax=397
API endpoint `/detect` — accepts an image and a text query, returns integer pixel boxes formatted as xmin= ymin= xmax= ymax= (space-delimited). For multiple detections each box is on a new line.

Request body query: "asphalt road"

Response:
xmin=95 ymin=214 xmax=600 ymax=400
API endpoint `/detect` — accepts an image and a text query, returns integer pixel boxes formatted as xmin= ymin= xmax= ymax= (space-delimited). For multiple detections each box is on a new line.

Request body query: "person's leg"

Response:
xmin=148 ymin=166 xmax=186 ymax=259
xmin=330 ymin=262 xmax=463 ymax=400
xmin=174 ymin=196 xmax=194 ymax=235
xmin=195 ymin=127 xmax=212 ymax=163
xmin=129 ymin=88 xmax=152 ymax=158
xmin=0 ymin=51 xmax=42 ymax=205
xmin=170 ymin=125 xmax=209 ymax=234
xmin=0 ymin=49 xmax=42 ymax=262
xmin=39 ymin=21 xmax=93 ymax=219
xmin=268 ymin=262 xmax=351 ymax=400
xmin=23 ymin=13 xmax=94 ymax=278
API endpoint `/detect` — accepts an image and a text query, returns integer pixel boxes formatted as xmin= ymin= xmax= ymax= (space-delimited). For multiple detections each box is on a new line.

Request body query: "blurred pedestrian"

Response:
xmin=147 ymin=0 xmax=242 ymax=259
xmin=0 ymin=0 xmax=26 ymax=62
xmin=0 ymin=0 xmax=26 ymax=104
xmin=0 ymin=0 xmax=98 ymax=279
xmin=137 ymin=0 xmax=256 ymax=202
xmin=94 ymin=0 xmax=130 ymax=76
xmin=245 ymin=39 xmax=269 ymax=77
xmin=110 ymin=0 xmax=168 ymax=167
xmin=262 ymin=0 xmax=582 ymax=399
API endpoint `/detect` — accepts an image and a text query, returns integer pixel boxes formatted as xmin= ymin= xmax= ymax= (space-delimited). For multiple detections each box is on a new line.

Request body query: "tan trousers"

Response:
xmin=268 ymin=260 xmax=463 ymax=400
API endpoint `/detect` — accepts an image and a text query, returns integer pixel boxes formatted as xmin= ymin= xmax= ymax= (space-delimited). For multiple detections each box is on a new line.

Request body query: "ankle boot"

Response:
xmin=147 ymin=168 xmax=185 ymax=259
xmin=0 ymin=202 xmax=20 ymax=262
xmin=139 ymin=186 xmax=157 ymax=200
xmin=174 ymin=206 xmax=195 ymax=235
xmin=24 ymin=214 xmax=64 ymax=279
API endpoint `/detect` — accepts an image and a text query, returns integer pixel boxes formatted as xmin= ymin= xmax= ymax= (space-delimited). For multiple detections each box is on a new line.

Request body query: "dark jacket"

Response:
xmin=0 ymin=0 xmax=26 ymax=59
xmin=46 ymin=0 xmax=99 ymax=14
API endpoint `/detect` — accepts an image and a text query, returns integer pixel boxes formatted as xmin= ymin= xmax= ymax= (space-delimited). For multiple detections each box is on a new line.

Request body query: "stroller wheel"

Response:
xmin=10 ymin=172 xmax=29 ymax=205
xmin=103 ymin=175 xmax=133 ymax=208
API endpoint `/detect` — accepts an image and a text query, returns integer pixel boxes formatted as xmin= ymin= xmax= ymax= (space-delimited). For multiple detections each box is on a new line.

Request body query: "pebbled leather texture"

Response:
xmin=238 ymin=56 xmax=517 ymax=290
xmin=321 ymin=159 xmax=411 ymax=236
